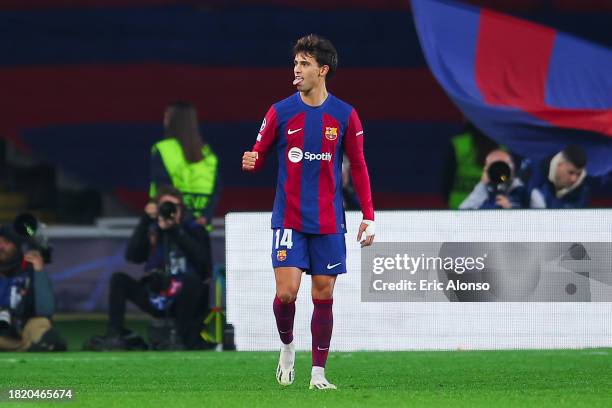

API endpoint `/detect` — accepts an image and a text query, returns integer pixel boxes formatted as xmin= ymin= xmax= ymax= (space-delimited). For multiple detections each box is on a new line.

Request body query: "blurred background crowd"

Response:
xmin=2 ymin=0 xmax=611 ymax=224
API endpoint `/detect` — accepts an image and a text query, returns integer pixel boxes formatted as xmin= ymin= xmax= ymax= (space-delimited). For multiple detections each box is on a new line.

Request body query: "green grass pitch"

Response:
xmin=1 ymin=348 xmax=611 ymax=407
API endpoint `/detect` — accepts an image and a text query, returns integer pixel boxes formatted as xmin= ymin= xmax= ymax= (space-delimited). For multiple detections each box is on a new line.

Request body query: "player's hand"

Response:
xmin=242 ymin=151 xmax=258 ymax=171
xmin=357 ymin=220 xmax=375 ymax=248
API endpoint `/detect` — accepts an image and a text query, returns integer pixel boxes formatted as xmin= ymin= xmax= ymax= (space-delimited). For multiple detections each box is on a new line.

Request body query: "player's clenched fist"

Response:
xmin=242 ymin=151 xmax=258 ymax=171
xmin=357 ymin=220 xmax=375 ymax=248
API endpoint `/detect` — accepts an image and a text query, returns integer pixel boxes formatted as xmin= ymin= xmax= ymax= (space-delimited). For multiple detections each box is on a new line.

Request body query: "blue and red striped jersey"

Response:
xmin=252 ymin=92 xmax=374 ymax=234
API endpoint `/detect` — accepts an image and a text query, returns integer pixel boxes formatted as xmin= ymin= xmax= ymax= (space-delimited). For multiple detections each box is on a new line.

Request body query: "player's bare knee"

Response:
xmin=277 ymin=290 xmax=298 ymax=303
xmin=312 ymin=287 xmax=333 ymax=300
xmin=311 ymin=277 xmax=335 ymax=300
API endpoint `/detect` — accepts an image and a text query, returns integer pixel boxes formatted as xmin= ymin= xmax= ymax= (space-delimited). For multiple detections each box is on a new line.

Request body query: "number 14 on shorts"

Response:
xmin=274 ymin=229 xmax=293 ymax=249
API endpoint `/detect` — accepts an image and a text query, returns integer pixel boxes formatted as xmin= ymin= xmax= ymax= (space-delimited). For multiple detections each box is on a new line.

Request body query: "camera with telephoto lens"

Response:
xmin=487 ymin=161 xmax=512 ymax=195
xmin=13 ymin=213 xmax=53 ymax=264
xmin=158 ymin=201 xmax=178 ymax=221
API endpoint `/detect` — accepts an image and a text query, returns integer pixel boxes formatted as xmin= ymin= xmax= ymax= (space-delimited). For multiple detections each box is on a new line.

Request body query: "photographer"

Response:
xmin=0 ymin=226 xmax=66 ymax=351
xmin=87 ymin=185 xmax=212 ymax=350
xmin=459 ymin=150 xmax=527 ymax=210
xmin=443 ymin=122 xmax=500 ymax=209
xmin=525 ymin=145 xmax=589 ymax=209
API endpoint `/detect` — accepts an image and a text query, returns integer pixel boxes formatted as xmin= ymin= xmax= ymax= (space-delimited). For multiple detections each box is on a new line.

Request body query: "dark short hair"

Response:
xmin=154 ymin=185 xmax=183 ymax=203
xmin=293 ymin=34 xmax=338 ymax=80
xmin=562 ymin=144 xmax=587 ymax=169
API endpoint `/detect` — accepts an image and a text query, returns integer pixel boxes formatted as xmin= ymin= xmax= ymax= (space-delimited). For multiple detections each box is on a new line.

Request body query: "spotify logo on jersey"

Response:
xmin=288 ymin=147 xmax=304 ymax=163
xmin=287 ymin=147 xmax=333 ymax=163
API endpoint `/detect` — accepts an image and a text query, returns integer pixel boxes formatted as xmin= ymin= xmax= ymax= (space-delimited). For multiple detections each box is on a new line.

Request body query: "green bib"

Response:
xmin=150 ymin=138 xmax=218 ymax=218
xmin=448 ymin=133 xmax=484 ymax=209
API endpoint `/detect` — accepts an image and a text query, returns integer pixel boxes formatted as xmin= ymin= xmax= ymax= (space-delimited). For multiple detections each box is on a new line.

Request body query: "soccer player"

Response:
xmin=242 ymin=34 xmax=375 ymax=390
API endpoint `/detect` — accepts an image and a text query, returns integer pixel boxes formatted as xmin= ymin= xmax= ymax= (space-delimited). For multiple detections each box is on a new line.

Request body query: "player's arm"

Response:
xmin=344 ymin=108 xmax=375 ymax=247
xmin=242 ymin=106 xmax=279 ymax=172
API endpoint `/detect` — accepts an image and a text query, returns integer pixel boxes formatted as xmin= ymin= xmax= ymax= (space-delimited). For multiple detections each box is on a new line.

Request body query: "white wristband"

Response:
xmin=362 ymin=220 xmax=375 ymax=236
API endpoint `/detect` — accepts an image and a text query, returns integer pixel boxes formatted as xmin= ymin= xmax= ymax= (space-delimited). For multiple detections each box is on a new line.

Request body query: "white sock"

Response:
xmin=311 ymin=366 xmax=325 ymax=378
xmin=280 ymin=341 xmax=295 ymax=368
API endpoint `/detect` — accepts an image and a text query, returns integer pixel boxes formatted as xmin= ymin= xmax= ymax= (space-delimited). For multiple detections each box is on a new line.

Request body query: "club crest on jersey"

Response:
xmin=277 ymin=250 xmax=287 ymax=262
xmin=325 ymin=127 xmax=338 ymax=141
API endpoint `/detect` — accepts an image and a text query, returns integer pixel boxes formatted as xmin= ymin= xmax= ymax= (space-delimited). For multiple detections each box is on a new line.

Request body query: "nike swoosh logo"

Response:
xmin=287 ymin=128 xmax=302 ymax=135
xmin=356 ymin=131 xmax=364 ymax=136
xmin=326 ymin=262 xmax=342 ymax=270
xmin=279 ymin=330 xmax=291 ymax=334
xmin=317 ymin=346 xmax=329 ymax=351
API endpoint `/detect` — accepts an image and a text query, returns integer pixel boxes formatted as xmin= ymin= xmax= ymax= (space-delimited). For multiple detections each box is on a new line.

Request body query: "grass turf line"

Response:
xmin=0 ymin=349 xmax=611 ymax=407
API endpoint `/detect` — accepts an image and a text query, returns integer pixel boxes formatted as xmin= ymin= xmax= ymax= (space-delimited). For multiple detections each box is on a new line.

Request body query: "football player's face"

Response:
xmin=293 ymin=53 xmax=326 ymax=92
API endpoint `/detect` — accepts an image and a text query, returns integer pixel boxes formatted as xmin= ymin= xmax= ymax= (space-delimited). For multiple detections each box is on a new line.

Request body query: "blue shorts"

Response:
xmin=271 ymin=228 xmax=346 ymax=275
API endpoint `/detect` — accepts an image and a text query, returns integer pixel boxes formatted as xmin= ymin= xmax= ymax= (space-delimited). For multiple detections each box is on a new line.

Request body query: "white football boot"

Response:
xmin=276 ymin=341 xmax=295 ymax=386
xmin=309 ymin=366 xmax=337 ymax=390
